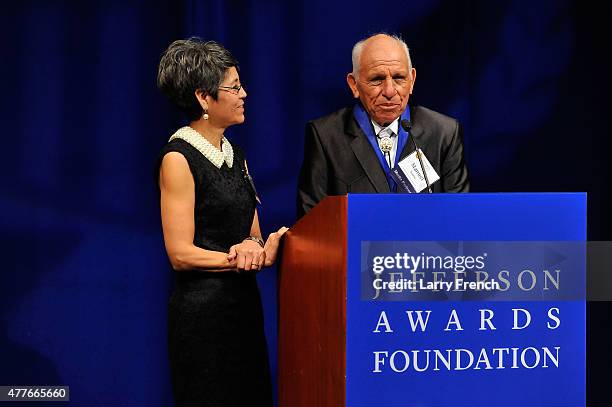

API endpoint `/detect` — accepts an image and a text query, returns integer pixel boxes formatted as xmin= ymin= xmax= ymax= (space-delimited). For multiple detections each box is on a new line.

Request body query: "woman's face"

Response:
xmin=206 ymin=67 xmax=247 ymax=128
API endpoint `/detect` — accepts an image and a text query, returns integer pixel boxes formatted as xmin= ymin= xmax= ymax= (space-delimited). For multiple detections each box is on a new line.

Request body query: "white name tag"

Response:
xmin=393 ymin=149 xmax=440 ymax=193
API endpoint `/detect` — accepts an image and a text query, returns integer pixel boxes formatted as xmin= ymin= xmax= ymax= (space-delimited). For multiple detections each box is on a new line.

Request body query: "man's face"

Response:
xmin=347 ymin=35 xmax=416 ymax=126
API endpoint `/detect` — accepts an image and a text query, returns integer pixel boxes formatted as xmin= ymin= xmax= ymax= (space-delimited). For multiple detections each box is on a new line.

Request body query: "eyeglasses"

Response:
xmin=218 ymin=84 xmax=244 ymax=95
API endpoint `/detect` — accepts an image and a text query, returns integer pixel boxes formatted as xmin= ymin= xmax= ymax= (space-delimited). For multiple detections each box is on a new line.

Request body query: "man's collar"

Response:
xmin=371 ymin=117 xmax=400 ymax=137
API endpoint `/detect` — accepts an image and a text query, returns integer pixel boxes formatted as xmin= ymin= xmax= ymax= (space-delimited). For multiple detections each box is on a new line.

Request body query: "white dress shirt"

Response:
xmin=372 ymin=118 xmax=399 ymax=167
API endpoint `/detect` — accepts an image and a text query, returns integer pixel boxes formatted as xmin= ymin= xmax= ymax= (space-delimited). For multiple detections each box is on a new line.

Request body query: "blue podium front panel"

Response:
xmin=346 ymin=193 xmax=586 ymax=407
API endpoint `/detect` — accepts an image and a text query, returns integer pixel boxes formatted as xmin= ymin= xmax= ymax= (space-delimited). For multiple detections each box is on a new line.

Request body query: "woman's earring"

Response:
xmin=203 ymin=109 xmax=209 ymax=120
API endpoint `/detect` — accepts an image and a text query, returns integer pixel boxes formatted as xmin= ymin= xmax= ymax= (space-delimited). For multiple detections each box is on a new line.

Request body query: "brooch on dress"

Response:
xmin=243 ymin=160 xmax=261 ymax=205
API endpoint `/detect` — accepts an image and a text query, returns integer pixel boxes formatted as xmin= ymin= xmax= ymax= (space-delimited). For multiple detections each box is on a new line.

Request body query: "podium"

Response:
xmin=279 ymin=193 xmax=586 ymax=407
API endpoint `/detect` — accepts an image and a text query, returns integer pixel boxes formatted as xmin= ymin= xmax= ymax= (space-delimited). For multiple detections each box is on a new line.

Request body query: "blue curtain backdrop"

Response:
xmin=1 ymin=0 xmax=611 ymax=405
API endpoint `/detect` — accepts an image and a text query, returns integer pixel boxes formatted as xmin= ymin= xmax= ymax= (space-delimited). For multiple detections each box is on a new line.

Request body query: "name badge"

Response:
xmin=391 ymin=149 xmax=440 ymax=193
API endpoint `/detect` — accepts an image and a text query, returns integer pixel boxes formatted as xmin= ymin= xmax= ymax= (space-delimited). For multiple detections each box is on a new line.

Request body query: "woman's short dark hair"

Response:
xmin=157 ymin=38 xmax=239 ymax=121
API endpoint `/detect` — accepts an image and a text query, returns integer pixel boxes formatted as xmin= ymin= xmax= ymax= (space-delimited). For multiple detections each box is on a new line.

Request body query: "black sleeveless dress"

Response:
xmin=158 ymin=138 xmax=272 ymax=407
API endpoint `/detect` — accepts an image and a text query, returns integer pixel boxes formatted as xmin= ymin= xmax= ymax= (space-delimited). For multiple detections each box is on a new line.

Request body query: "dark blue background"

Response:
xmin=1 ymin=1 xmax=610 ymax=405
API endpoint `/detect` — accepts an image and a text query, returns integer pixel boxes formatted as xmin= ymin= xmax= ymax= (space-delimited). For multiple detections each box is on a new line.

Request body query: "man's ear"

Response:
xmin=346 ymin=73 xmax=360 ymax=99
xmin=409 ymin=68 xmax=416 ymax=95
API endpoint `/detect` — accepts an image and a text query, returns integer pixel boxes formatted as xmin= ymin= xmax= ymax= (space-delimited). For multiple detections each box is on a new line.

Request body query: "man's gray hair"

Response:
xmin=351 ymin=33 xmax=412 ymax=78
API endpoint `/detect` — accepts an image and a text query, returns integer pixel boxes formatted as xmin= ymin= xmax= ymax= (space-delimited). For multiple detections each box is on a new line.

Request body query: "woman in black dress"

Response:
xmin=156 ymin=38 xmax=286 ymax=406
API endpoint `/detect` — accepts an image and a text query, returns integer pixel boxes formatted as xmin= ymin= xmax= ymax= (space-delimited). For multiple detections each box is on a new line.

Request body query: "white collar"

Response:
xmin=168 ymin=126 xmax=234 ymax=169
xmin=371 ymin=118 xmax=399 ymax=137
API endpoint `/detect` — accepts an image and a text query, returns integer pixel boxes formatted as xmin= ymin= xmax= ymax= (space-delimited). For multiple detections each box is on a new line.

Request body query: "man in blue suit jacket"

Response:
xmin=297 ymin=33 xmax=469 ymax=218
